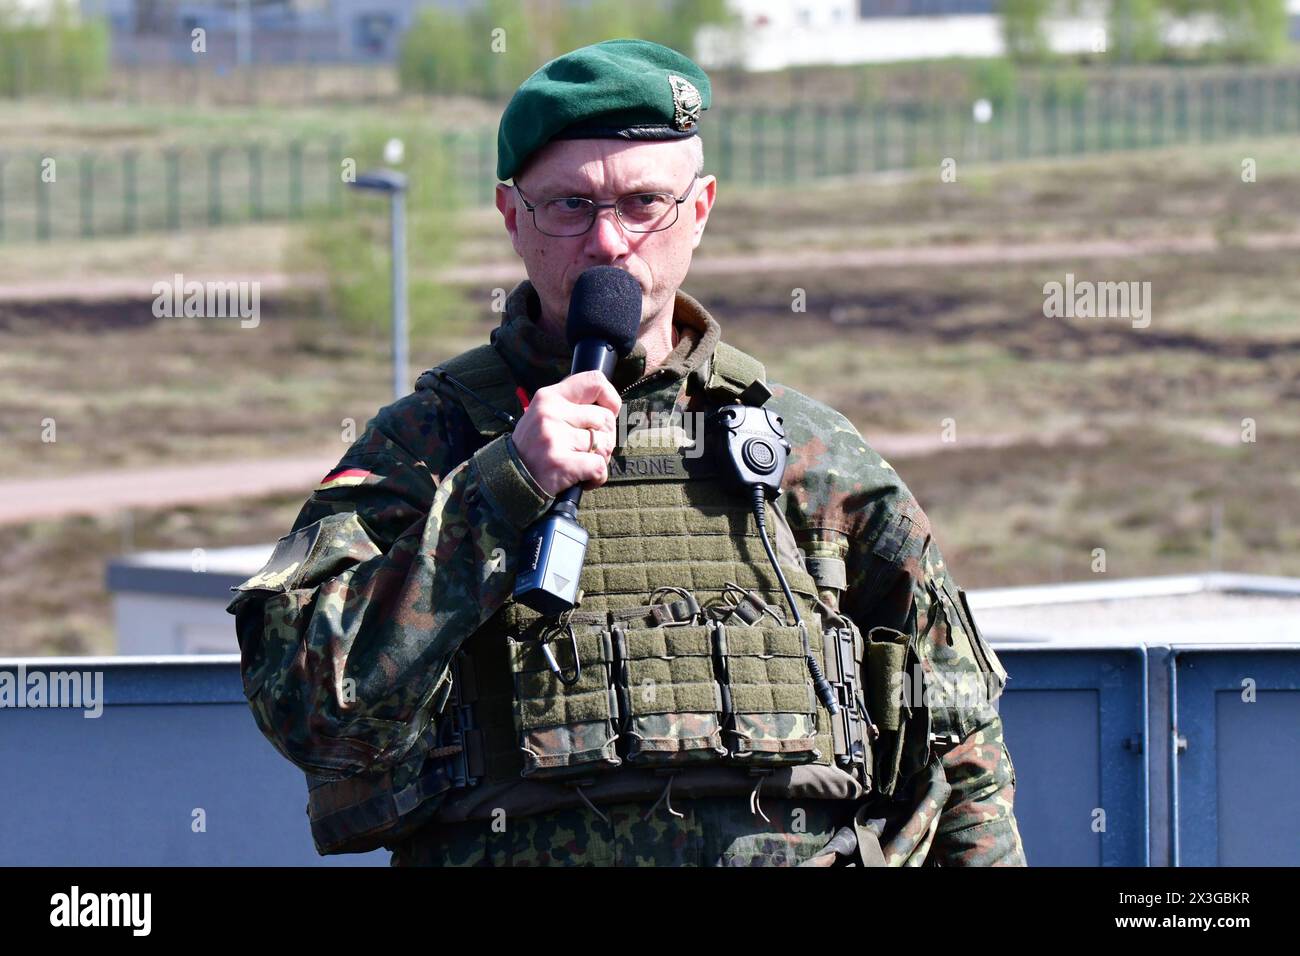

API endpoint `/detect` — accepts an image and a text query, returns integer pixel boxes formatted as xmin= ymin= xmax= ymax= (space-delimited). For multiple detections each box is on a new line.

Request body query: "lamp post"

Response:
xmin=235 ymin=0 xmax=251 ymax=68
xmin=348 ymin=169 xmax=409 ymax=401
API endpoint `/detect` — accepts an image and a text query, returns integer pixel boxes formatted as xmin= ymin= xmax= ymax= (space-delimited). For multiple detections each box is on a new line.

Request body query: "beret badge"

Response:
xmin=668 ymin=74 xmax=702 ymax=132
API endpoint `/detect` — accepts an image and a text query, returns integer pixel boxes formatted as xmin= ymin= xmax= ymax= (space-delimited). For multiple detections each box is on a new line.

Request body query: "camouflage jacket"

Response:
xmin=228 ymin=280 xmax=1026 ymax=866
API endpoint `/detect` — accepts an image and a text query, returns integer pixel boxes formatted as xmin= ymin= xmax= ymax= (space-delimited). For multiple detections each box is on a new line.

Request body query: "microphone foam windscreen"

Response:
xmin=566 ymin=266 xmax=643 ymax=356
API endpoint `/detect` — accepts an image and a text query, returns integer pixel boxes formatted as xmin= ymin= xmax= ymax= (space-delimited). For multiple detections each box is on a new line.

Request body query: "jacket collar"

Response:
xmin=490 ymin=279 xmax=722 ymax=396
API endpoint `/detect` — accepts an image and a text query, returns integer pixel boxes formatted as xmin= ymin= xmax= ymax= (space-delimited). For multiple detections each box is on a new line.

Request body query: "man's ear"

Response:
xmin=689 ymin=175 xmax=717 ymax=251
xmin=495 ymin=182 xmax=523 ymax=257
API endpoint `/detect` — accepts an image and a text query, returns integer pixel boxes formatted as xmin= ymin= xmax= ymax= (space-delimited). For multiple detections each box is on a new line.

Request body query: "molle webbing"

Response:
xmin=455 ymin=448 xmax=840 ymax=788
xmin=304 ymin=337 xmax=886 ymax=852
xmin=424 ymin=336 xmax=873 ymax=818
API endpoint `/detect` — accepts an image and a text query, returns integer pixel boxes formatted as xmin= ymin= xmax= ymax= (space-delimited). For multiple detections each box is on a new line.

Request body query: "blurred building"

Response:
xmin=81 ymin=0 xmax=474 ymax=65
xmin=76 ymin=0 xmax=1300 ymax=69
xmin=106 ymin=545 xmax=1300 ymax=655
xmin=697 ymin=0 xmax=1281 ymax=69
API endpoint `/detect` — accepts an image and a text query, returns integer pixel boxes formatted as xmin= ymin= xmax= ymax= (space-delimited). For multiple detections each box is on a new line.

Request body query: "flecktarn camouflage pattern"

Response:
xmin=228 ymin=280 xmax=1026 ymax=866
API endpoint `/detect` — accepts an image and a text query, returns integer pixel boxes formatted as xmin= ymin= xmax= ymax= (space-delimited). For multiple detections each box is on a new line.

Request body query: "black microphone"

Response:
xmin=513 ymin=266 xmax=642 ymax=618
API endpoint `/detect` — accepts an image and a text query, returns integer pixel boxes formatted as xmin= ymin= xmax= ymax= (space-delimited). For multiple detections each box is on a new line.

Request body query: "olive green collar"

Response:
xmin=491 ymin=279 xmax=722 ymax=395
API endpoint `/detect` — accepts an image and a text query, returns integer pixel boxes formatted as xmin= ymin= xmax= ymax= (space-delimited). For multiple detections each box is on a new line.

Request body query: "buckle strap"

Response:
xmin=709 ymin=581 xmax=786 ymax=626
xmin=823 ymin=624 xmax=875 ymax=787
xmin=647 ymin=586 xmax=701 ymax=625
xmin=651 ymin=597 xmax=698 ymax=626
xmin=607 ymin=588 xmax=704 ymax=629
xmin=438 ymin=652 xmax=483 ymax=789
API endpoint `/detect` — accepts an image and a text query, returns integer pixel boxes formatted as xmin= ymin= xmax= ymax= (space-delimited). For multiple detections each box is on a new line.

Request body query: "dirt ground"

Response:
xmin=2 ymin=141 xmax=1298 ymax=655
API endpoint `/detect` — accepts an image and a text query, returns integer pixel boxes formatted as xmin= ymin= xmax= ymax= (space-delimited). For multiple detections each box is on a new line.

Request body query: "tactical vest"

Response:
xmin=306 ymin=340 xmax=922 ymax=855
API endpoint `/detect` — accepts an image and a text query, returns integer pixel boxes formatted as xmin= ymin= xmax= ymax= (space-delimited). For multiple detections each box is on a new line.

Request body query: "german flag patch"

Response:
xmin=314 ymin=465 xmax=374 ymax=492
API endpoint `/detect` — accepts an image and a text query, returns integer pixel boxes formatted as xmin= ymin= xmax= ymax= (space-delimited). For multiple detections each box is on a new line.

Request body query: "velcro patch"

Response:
xmin=605 ymin=450 xmax=717 ymax=483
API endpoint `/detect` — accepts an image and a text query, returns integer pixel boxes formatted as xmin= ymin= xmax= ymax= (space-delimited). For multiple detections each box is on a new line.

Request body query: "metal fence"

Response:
xmin=444 ymin=70 xmax=1300 ymax=196
xmin=699 ymin=71 xmax=1300 ymax=183
xmin=0 ymin=138 xmax=348 ymax=244
xmin=4 ymin=641 xmax=1298 ymax=865
xmin=3 ymin=70 xmax=1298 ymax=244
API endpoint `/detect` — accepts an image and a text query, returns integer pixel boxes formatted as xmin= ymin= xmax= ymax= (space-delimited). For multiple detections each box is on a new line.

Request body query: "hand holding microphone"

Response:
xmin=511 ymin=371 xmax=622 ymax=496
xmin=512 ymin=266 xmax=643 ymax=616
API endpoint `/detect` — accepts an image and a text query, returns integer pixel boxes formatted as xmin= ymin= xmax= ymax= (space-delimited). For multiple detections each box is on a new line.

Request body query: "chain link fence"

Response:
xmin=3 ymin=69 xmax=1298 ymax=244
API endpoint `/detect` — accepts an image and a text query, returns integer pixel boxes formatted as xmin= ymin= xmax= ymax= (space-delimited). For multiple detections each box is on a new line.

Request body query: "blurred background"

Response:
xmin=3 ymin=0 xmax=1298 ymax=657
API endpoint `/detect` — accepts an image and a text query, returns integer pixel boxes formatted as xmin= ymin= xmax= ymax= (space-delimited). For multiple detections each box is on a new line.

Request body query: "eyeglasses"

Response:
xmin=514 ymin=176 xmax=698 ymax=238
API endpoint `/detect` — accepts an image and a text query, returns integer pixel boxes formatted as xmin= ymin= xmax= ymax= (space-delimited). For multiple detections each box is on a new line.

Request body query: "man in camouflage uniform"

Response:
xmin=228 ymin=39 xmax=1025 ymax=867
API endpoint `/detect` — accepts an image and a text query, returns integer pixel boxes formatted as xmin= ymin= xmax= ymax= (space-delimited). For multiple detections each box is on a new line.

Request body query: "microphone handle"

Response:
xmin=569 ymin=338 xmax=620 ymax=378
xmin=511 ymin=333 xmax=628 ymax=616
xmin=557 ymin=483 xmax=583 ymax=511
xmin=554 ymin=338 xmax=620 ymax=513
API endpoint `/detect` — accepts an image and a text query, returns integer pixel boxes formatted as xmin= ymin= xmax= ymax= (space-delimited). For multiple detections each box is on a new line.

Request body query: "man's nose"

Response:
xmin=584 ymin=206 xmax=630 ymax=257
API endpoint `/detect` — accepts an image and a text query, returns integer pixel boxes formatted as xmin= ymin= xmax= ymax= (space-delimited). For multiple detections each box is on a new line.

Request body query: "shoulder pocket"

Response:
xmin=944 ymin=583 xmax=1007 ymax=700
xmin=229 ymin=512 xmax=383 ymax=601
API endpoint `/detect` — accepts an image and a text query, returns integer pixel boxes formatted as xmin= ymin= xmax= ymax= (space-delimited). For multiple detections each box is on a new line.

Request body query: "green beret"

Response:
xmin=497 ymin=38 xmax=712 ymax=182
